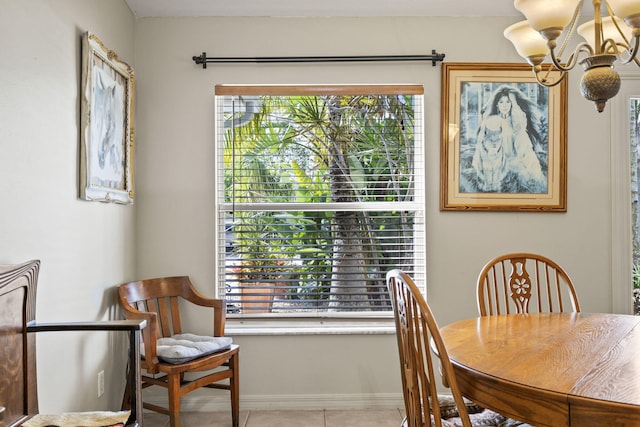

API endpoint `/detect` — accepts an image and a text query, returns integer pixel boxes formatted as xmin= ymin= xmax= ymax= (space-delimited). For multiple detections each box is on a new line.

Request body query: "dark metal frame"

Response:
xmin=28 ymin=320 xmax=146 ymax=427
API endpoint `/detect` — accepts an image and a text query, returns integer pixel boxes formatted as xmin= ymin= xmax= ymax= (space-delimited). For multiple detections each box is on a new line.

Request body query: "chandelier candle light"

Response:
xmin=504 ymin=0 xmax=640 ymax=112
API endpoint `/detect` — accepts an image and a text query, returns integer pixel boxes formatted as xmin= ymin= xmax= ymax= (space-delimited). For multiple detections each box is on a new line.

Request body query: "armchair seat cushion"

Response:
xmin=143 ymin=333 xmax=233 ymax=364
xmin=22 ymin=410 xmax=130 ymax=427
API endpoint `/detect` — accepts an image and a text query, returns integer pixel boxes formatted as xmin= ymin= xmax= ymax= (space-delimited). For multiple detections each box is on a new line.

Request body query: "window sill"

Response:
xmin=225 ymin=313 xmax=396 ymax=336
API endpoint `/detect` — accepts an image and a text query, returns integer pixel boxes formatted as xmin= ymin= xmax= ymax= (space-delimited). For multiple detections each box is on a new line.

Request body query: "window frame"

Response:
xmin=214 ymin=84 xmax=427 ymax=329
xmin=610 ymin=70 xmax=640 ymax=315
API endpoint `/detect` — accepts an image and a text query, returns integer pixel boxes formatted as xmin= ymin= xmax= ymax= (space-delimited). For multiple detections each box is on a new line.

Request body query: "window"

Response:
xmin=215 ymin=85 xmax=425 ymax=317
xmin=611 ymin=77 xmax=640 ymax=315
xmin=631 ymin=98 xmax=640 ymax=314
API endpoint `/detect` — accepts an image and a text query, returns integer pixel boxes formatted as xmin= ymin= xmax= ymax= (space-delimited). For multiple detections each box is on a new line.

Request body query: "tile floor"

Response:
xmin=142 ymin=408 xmax=404 ymax=427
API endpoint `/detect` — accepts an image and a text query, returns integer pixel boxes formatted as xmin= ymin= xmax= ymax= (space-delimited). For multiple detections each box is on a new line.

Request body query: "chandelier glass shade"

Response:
xmin=504 ymin=0 xmax=640 ymax=112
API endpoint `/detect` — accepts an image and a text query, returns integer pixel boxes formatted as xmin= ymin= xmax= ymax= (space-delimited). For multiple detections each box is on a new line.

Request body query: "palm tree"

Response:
xmin=324 ymin=95 xmax=369 ymax=310
xmin=285 ymin=94 xmax=416 ymax=310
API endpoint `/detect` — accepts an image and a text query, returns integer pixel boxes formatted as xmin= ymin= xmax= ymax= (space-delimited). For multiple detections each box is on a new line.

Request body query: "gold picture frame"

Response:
xmin=80 ymin=32 xmax=135 ymax=204
xmin=440 ymin=62 xmax=567 ymax=212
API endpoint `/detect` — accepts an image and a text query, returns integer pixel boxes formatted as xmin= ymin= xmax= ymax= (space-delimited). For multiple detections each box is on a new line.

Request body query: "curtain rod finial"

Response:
xmin=192 ymin=52 xmax=207 ymax=69
xmin=432 ymin=50 xmax=445 ymax=66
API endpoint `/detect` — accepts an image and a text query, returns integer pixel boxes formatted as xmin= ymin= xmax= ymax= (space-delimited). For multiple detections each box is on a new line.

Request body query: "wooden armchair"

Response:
xmin=0 ymin=260 xmax=145 ymax=427
xmin=476 ymin=252 xmax=581 ymax=316
xmin=117 ymin=276 xmax=239 ymax=427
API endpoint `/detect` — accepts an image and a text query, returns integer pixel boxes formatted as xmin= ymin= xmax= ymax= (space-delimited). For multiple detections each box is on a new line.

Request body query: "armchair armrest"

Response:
xmin=117 ymin=308 xmax=161 ymax=373
xmin=27 ymin=319 xmax=146 ymax=427
xmin=182 ymin=287 xmax=227 ymax=337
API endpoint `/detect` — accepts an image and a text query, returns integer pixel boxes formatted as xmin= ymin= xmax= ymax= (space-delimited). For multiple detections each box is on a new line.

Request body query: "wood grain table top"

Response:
xmin=439 ymin=313 xmax=640 ymax=427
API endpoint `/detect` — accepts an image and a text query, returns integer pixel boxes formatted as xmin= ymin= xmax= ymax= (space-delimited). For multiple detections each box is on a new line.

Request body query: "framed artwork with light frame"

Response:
xmin=440 ymin=62 xmax=567 ymax=212
xmin=80 ymin=32 xmax=135 ymax=204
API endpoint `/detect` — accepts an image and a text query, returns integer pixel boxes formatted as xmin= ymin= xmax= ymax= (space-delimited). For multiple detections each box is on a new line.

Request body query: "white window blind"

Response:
xmin=215 ymin=85 xmax=426 ymax=316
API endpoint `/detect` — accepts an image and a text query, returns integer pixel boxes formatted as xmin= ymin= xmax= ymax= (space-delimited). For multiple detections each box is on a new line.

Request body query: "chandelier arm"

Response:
xmin=544 ymin=0 xmax=584 ymax=72
xmin=605 ymin=3 xmax=639 ymax=66
xmin=533 ymin=66 xmax=567 ymax=87
xmin=603 ymin=38 xmax=621 ymax=54
xmin=561 ymin=0 xmax=585 ymax=53
xmin=618 ymin=35 xmax=640 ymax=66
xmin=549 ymin=49 xmax=574 ymax=72
xmin=605 ymin=1 xmax=615 ymax=19
xmin=549 ymin=43 xmax=592 ymax=72
xmin=608 ymin=3 xmax=632 ymax=46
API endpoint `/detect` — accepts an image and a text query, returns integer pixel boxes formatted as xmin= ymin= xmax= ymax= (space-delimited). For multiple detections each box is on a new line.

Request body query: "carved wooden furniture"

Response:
xmin=476 ymin=252 xmax=580 ymax=316
xmin=117 ymin=276 xmax=239 ymax=427
xmin=0 ymin=259 xmax=145 ymax=427
xmin=440 ymin=313 xmax=640 ymax=427
xmin=386 ymin=269 xmax=514 ymax=427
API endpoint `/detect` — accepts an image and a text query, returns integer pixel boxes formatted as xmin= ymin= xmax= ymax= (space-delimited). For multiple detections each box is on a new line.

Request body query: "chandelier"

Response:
xmin=504 ymin=0 xmax=640 ymax=112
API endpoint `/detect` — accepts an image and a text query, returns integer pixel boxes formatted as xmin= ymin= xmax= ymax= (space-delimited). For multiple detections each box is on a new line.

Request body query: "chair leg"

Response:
xmin=167 ymin=374 xmax=182 ymax=427
xmin=121 ymin=373 xmax=132 ymax=411
xmin=230 ymin=353 xmax=240 ymax=427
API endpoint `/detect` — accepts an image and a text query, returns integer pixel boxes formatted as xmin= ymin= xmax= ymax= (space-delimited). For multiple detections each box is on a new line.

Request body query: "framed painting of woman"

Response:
xmin=440 ymin=63 xmax=567 ymax=212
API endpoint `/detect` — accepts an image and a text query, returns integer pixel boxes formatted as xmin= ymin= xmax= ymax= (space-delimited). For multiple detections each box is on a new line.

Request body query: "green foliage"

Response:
xmin=223 ymin=92 xmax=418 ymax=306
xmin=233 ymin=212 xmax=288 ymax=282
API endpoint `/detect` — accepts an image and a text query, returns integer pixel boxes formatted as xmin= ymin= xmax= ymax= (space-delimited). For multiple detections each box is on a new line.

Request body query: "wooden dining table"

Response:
xmin=439 ymin=312 xmax=640 ymax=427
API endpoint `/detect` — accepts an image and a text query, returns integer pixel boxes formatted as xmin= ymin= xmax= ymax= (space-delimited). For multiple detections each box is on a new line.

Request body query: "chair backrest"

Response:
xmin=476 ymin=252 xmax=581 ymax=316
xmin=0 ymin=261 xmax=142 ymax=427
xmin=386 ymin=269 xmax=472 ymax=427
xmin=117 ymin=276 xmax=225 ymax=372
xmin=0 ymin=260 xmax=40 ymax=427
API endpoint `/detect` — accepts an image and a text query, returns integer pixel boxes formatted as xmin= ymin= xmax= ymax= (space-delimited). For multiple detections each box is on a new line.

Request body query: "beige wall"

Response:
xmin=0 ymin=0 xmax=135 ymax=414
xmin=132 ymin=16 xmax=625 ymax=410
xmin=1 ymin=2 xmax=635 ymax=414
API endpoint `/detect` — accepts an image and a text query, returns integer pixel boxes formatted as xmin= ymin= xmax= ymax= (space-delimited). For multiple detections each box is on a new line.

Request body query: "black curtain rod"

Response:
xmin=192 ymin=50 xmax=445 ymax=69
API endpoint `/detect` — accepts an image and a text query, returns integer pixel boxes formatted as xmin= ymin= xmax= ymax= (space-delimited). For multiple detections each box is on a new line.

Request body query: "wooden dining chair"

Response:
xmin=476 ymin=252 xmax=581 ymax=316
xmin=386 ymin=269 xmax=516 ymax=427
xmin=117 ymin=276 xmax=239 ymax=427
xmin=0 ymin=259 xmax=145 ymax=427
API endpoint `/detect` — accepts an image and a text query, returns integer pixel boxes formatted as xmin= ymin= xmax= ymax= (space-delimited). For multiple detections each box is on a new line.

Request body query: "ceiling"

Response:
xmin=123 ymin=0 xmax=521 ymax=18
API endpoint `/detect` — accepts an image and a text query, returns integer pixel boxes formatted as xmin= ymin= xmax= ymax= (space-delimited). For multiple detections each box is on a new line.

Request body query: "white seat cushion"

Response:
xmin=142 ymin=333 xmax=233 ymax=364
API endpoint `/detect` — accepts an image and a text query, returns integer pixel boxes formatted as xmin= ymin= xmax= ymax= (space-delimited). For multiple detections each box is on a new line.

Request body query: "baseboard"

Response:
xmin=145 ymin=393 xmax=404 ymax=412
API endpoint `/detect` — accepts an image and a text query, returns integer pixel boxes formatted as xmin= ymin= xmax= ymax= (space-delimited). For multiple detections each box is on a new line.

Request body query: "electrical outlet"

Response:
xmin=97 ymin=370 xmax=105 ymax=397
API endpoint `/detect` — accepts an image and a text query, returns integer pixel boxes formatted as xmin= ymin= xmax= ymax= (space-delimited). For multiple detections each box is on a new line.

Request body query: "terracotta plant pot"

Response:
xmin=240 ymin=284 xmax=274 ymax=314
